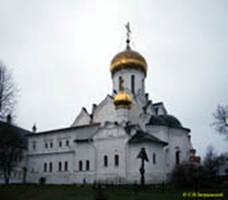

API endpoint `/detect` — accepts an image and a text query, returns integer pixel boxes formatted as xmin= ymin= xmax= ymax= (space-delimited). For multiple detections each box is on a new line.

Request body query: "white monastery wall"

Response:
xmin=146 ymin=125 xmax=169 ymax=143
xmin=127 ymin=142 xmax=166 ymax=184
xmin=73 ymin=142 xmax=95 ymax=184
xmin=165 ymin=128 xmax=191 ymax=173
xmin=93 ymin=97 xmax=117 ymax=124
xmin=94 ymin=126 xmax=129 ymax=184
xmin=72 ymin=109 xmax=91 ymax=126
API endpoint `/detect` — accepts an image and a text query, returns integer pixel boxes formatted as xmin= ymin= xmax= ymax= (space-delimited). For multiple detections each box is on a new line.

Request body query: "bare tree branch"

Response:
xmin=0 ymin=61 xmax=17 ymax=121
xmin=0 ymin=60 xmax=20 ymax=184
xmin=212 ymin=105 xmax=228 ymax=140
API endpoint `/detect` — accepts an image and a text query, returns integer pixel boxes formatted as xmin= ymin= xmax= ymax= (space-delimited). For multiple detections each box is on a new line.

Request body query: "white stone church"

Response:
xmin=1 ymin=32 xmax=200 ymax=184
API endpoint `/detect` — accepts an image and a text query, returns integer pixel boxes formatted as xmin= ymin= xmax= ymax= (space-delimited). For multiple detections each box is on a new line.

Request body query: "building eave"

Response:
xmin=27 ymin=123 xmax=100 ymax=137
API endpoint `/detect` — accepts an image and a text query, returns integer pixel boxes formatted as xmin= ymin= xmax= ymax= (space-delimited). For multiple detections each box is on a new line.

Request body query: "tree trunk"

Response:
xmin=23 ymin=167 xmax=27 ymax=184
xmin=4 ymin=175 xmax=9 ymax=184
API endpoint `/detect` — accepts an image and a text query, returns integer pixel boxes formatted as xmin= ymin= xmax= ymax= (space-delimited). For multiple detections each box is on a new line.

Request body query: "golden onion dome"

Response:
xmin=114 ymin=90 xmax=133 ymax=109
xmin=110 ymin=48 xmax=147 ymax=76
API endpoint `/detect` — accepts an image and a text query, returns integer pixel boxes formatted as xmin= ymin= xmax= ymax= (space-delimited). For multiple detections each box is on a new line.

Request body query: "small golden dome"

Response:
xmin=114 ymin=90 xmax=133 ymax=109
xmin=110 ymin=49 xmax=147 ymax=76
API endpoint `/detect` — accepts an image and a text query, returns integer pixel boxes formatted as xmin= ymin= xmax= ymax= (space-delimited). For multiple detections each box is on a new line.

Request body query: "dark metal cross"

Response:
xmin=125 ymin=22 xmax=131 ymax=40
xmin=137 ymin=147 xmax=149 ymax=185
xmin=125 ymin=22 xmax=131 ymax=49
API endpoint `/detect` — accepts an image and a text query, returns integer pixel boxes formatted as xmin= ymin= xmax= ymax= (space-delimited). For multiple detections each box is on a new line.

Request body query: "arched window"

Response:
xmin=114 ymin=154 xmax=119 ymax=167
xmin=131 ymin=75 xmax=135 ymax=94
xmin=119 ymin=76 xmax=124 ymax=90
xmin=176 ymin=151 xmax=180 ymax=165
xmin=64 ymin=161 xmax=68 ymax=171
xmin=142 ymin=79 xmax=144 ymax=91
xmin=49 ymin=162 xmax=53 ymax=172
xmin=152 ymin=153 xmax=156 ymax=164
xmin=104 ymin=155 xmax=108 ymax=167
xmin=32 ymin=141 xmax=36 ymax=150
xmin=86 ymin=160 xmax=90 ymax=171
xmin=44 ymin=162 xmax=47 ymax=172
xmin=154 ymin=107 xmax=158 ymax=115
xmin=79 ymin=160 xmax=83 ymax=171
xmin=58 ymin=162 xmax=62 ymax=171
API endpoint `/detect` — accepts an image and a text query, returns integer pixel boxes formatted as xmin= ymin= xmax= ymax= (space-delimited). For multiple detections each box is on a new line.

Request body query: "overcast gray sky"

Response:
xmin=0 ymin=0 xmax=227 ymax=157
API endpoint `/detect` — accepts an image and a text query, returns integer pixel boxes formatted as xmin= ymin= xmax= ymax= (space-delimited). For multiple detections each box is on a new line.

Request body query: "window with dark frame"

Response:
xmin=142 ymin=79 xmax=144 ymax=89
xmin=176 ymin=151 xmax=180 ymax=165
xmin=131 ymin=75 xmax=135 ymax=94
xmin=49 ymin=162 xmax=53 ymax=172
xmin=114 ymin=154 xmax=119 ymax=167
xmin=104 ymin=155 xmax=108 ymax=167
xmin=66 ymin=140 xmax=69 ymax=146
xmin=79 ymin=160 xmax=83 ymax=171
xmin=86 ymin=160 xmax=90 ymax=171
xmin=119 ymin=76 xmax=123 ymax=91
xmin=64 ymin=161 xmax=68 ymax=171
xmin=152 ymin=153 xmax=156 ymax=164
xmin=154 ymin=107 xmax=158 ymax=114
xmin=59 ymin=141 xmax=62 ymax=147
xmin=58 ymin=162 xmax=62 ymax=171
xmin=44 ymin=162 xmax=47 ymax=172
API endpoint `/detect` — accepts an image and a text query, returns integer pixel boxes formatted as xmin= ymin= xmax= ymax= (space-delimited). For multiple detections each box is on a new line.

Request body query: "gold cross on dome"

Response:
xmin=125 ymin=22 xmax=131 ymax=41
xmin=125 ymin=22 xmax=131 ymax=49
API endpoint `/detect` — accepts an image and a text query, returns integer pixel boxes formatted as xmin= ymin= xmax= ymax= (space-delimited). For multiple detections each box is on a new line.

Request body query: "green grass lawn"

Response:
xmin=0 ymin=184 xmax=227 ymax=200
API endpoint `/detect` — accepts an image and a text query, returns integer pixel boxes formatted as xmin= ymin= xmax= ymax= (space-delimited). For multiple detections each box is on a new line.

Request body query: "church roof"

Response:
xmin=0 ymin=121 xmax=31 ymax=149
xmin=146 ymin=115 xmax=183 ymax=129
xmin=128 ymin=130 xmax=168 ymax=145
xmin=110 ymin=49 xmax=148 ymax=76
xmin=152 ymin=102 xmax=163 ymax=106
xmin=0 ymin=121 xmax=31 ymax=137
xmin=27 ymin=123 xmax=100 ymax=139
xmin=74 ymin=124 xmax=100 ymax=142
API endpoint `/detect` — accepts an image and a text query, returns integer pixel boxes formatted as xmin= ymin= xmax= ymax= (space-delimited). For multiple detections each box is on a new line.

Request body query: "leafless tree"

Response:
xmin=0 ymin=121 xmax=26 ymax=184
xmin=0 ymin=61 xmax=17 ymax=121
xmin=0 ymin=61 xmax=20 ymax=184
xmin=203 ymin=146 xmax=220 ymax=176
xmin=212 ymin=105 xmax=228 ymax=139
